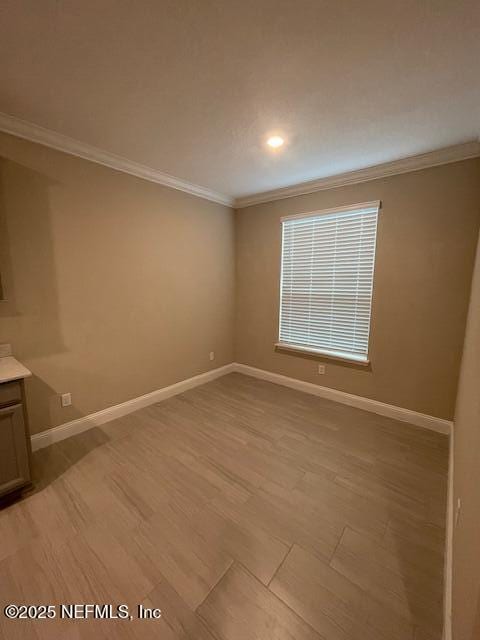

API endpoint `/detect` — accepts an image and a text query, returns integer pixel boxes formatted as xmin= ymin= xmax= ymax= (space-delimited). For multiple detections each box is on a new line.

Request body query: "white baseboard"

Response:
xmin=30 ymin=363 xmax=235 ymax=451
xmin=443 ymin=429 xmax=454 ymax=640
xmin=233 ymin=363 xmax=453 ymax=435
xmin=31 ymin=360 xmax=452 ymax=451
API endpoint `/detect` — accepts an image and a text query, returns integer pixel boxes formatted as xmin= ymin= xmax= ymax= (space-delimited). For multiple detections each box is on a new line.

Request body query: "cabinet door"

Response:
xmin=0 ymin=403 xmax=31 ymax=496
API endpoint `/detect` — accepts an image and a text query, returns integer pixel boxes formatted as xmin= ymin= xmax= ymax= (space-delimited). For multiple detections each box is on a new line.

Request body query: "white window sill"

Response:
xmin=275 ymin=342 xmax=370 ymax=366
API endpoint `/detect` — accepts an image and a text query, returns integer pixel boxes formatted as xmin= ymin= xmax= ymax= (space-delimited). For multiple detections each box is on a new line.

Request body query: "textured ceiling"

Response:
xmin=0 ymin=0 xmax=479 ymax=200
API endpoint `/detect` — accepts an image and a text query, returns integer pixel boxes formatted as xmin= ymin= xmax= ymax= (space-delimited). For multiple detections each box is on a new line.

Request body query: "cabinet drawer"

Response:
xmin=0 ymin=380 xmax=22 ymax=408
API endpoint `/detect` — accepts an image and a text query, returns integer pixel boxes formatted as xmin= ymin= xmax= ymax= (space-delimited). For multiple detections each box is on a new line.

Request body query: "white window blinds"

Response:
xmin=278 ymin=201 xmax=379 ymax=363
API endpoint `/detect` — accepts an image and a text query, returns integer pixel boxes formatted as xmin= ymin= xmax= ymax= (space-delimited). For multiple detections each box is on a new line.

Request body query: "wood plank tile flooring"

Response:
xmin=0 ymin=373 xmax=448 ymax=639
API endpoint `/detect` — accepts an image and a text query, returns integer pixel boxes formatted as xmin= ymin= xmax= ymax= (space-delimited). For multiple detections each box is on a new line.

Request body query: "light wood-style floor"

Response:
xmin=0 ymin=373 xmax=448 ymax=640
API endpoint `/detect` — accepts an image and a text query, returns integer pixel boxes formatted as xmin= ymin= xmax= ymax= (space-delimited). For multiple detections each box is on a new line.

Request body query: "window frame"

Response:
xmin=276 ymin=200 xmax=381 ymax=365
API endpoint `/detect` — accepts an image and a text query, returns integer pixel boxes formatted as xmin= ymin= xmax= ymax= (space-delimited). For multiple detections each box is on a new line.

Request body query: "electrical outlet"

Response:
xmin=209 ymin=351 xmax=215 ymax=361
xmin=318 ymin=364 xmax=326 ymax=375
xmin=61 ymin=393 xmax=72 ymax=408
xmin=455 ymin=498 xmax=461 ymax=527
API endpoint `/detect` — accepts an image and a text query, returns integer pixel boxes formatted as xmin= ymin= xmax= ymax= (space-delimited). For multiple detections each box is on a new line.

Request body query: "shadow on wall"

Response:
xmin=0 ymin=156 xmax=71 ymax=431
xmin=0 ymin=156 xmax=65 ymax=356
xmin=28 ymin=374 xmax=84 ymax=433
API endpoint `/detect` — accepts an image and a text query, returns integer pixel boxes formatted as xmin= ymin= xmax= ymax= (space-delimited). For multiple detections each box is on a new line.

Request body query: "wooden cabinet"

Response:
xmin=0 ymin=380 xmax=32 ymax=497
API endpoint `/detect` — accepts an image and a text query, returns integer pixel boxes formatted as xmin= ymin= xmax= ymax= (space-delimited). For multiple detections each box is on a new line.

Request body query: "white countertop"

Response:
xmin=0 ymin=356 xmax=32 ymax=384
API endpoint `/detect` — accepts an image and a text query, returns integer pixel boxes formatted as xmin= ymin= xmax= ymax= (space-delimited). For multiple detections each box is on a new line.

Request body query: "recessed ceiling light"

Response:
xmin=266 ymin=135 xmax=284 ymax=149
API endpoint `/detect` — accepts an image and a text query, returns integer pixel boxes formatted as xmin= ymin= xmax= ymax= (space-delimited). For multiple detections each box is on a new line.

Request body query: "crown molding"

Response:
xmin=0 ymin=112 xmax=233 ymax=207
xmin=2 ymin=112 xmax=477 ymax=210
xmin=234 ymin=140 xmax=480 ymax=208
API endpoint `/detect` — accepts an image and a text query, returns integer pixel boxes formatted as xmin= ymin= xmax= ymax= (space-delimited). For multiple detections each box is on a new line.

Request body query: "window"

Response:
xmin=277 ymin=201 xmax=380 ymax=364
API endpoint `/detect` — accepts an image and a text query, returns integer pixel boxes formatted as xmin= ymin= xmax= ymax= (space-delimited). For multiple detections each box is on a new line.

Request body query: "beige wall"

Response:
xmin=235 ymin=159 xmax=480 ymax=420
xmin=1 ymin=130 xmax=479 ymax=438
xmin=452 ymin=230 xmax=480 ymax=640
xmin=0 ymin=132 xmax=235 ymax=435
